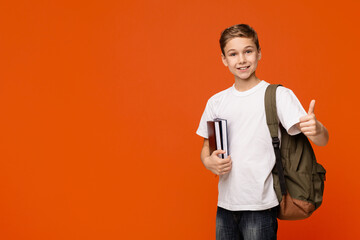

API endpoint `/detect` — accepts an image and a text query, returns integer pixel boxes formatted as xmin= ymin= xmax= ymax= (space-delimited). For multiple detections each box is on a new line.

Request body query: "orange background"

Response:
xmin=0 ymin=0 xmax=359 ymax=239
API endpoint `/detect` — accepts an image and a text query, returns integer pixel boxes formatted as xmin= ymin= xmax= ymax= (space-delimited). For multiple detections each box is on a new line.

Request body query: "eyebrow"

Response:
xmin=226 ymin=46 xmax=254 ymax=53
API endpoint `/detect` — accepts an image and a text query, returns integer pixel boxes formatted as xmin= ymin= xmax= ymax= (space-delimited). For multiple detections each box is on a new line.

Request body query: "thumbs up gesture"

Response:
xmin=299 ymin=100 xmax=321 ymax=137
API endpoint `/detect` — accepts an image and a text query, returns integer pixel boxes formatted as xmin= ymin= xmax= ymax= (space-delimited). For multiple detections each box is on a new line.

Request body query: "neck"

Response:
xmin=234 ymin=75 xmax=261 ymax=92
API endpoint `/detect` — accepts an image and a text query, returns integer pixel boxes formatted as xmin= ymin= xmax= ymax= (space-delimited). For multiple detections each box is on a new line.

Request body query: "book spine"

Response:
xmin=221 ymin=120 xmax=228 ymax=158
xmin=214 ymin=121 xmax=223 ymax=158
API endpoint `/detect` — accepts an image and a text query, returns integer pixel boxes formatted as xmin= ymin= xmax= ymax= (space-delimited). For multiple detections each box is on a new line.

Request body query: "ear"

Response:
xmin=221 ymin=54 xmax=228 ymax=67
xmin=257 ymin=49 xmax=262 ymax=60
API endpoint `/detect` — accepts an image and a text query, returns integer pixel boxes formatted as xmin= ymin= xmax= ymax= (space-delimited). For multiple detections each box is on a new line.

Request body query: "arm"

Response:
xmin=200 ymin=138 xmax=232 ymax=175
xmin=297 ymin=100 xmax=329 ymax=146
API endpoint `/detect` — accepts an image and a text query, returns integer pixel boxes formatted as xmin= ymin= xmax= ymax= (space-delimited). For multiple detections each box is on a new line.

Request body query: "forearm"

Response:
xmin=200 ymin=139 xmax=211 ymax=167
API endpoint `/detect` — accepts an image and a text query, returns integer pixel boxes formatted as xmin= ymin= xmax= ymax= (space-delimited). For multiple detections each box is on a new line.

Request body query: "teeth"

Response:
xmin=239 ymin=67 xmax=248 ymax=70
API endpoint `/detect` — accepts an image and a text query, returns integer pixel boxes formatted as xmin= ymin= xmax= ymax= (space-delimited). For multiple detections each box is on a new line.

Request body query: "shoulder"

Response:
xmin=206 ymin=86 xmax=233 ymax=106
xmin=273 ymin=84 xmax=306 ymax=132
xmin=275 ymin=85 xmax=298 ymax=99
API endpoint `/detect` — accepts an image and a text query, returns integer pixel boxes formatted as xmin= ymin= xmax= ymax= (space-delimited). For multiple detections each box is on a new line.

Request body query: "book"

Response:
xmin=206 ymin=121 xmax=217 ymax=156
xmin=207 ymin=118 xmax=229 ymax=159
xmin=219 ymin=119 xmax=229 ymax=159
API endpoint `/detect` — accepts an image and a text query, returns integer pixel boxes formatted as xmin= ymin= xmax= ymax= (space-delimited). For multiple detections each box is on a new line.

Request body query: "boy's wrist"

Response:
xmin=316 ymin=120 xmax=324 ymax=136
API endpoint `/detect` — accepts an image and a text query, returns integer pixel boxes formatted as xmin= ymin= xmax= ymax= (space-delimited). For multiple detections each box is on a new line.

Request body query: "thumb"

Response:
xmin=212 ymin=149 xmax=225 ymax=155
xmin=308 ymin=100 xmax=315 ymax=115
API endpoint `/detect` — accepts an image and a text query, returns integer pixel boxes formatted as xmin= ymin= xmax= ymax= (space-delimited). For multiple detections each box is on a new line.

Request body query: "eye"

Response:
xmin=229 ymin=53 xmax=236 ymax=56
xmin=245 ymin=50 xmax=253 ymax=54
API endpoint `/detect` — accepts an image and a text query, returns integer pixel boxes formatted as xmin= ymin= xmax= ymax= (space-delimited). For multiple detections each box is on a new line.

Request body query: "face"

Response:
xmin=221 ymin=37 xmax=261 ymax=82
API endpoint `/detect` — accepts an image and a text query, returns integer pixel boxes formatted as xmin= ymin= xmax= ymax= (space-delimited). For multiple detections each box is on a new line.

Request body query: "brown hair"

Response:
xmin=219 ymin=24 xmax=260 ymax=55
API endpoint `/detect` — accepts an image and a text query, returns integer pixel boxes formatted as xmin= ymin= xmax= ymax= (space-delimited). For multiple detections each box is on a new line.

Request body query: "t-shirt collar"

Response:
xmin=231 ymin=80 xmax=266 ymax=96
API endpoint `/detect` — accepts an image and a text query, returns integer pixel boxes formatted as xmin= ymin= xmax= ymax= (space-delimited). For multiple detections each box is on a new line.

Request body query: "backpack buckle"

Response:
xmin=272 ymin=137 xmax=280 ymax=148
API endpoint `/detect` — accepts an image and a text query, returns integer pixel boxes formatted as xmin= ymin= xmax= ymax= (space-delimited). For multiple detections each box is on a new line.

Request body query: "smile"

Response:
xmin=237 ymin=66 xmax=250 ymax=70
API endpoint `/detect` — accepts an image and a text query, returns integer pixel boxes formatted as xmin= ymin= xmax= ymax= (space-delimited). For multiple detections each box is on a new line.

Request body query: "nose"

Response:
xmin=238 ymin=53 xmax=246 ymax=64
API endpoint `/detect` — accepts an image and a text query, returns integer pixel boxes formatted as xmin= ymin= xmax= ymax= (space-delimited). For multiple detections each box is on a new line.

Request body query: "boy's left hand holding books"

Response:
xmin=201 ymin=139 xmax=232 ymax=176
xmin=297 ymin=100 xmax=329 ymax=146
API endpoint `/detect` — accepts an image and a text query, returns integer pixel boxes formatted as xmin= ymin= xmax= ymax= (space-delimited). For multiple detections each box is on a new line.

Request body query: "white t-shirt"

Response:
xmin=196 ymin=80 xmax=306 ymax=211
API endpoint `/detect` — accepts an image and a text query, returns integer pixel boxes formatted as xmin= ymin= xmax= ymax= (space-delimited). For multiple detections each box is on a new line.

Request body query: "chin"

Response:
xmin=238 ymin=75 xmax=252 ymax=80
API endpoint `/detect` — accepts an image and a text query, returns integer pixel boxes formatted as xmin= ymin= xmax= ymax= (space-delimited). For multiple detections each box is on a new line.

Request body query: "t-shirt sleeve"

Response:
xmin=276 ymin=87 xmax=307 ymax=135
xmin=196 ymin=98 xmax=216 ymax=139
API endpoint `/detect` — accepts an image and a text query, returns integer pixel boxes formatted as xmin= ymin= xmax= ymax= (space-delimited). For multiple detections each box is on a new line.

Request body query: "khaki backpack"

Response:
xmin=265 ymin=84 xmax=326 ymax=220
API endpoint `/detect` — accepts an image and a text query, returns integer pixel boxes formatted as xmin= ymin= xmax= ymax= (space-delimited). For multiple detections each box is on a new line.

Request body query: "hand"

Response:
xmin=203 ymin=150 xmax=232 ymax=176
xmin=299 ymin=100 xmax=322 ymax=137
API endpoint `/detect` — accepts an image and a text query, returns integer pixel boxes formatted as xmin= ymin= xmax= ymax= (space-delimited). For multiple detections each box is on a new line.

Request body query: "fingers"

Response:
xmin=220 ymin=157 xmax=232 ymax=165
xmin=222 ymin=155 xmax=231 ymax=162
xmin=299 ymin=122 xmax=317 ymax=136
xmin=302 ymin=131 xmax=317 ymax=136
xmin=300 ymin=126 xmax=315 ymax=132
xmin=300 ymin=114 xmax=314 ymax=122
xmin=308 ymin=100 xmax=315 ymax=115
xmin=216 ymin=156 xmax=231 ymax=168
xmin=219 ymin=165 xmax=232 ymax=175
xmin=299 ymin=101 xmax=318 ymax=136
xmin=299 ymin=119 xmax=316 ymax=128
xmin=211 ymin=150 xmax=231 ymax=163
xmin=300 ymin=127 xmax=316 ymax=135
xmin=211 ymin=155 xmax=231 ymax=175
xmin=218 ymin=160 xmax=232 ymax=175
xmin=212 ymin=149 xmax=225 ymax=156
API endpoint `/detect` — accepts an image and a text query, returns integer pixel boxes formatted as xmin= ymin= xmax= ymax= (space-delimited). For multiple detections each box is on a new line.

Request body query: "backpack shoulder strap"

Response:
xmin=265 ymin=84 xmax=287 ymax=196
xmin=265 ymin=84 xmax=282 ymax=138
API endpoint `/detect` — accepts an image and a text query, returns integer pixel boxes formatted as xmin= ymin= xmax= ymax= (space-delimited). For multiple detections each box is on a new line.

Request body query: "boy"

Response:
xmin=196 ymin=24 xmax=329 ymax=240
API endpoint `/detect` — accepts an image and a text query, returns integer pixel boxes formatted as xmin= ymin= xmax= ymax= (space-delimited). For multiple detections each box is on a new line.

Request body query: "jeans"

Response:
xmin=216 ymin=206 xmax=278 ymax=240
